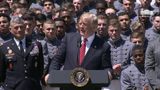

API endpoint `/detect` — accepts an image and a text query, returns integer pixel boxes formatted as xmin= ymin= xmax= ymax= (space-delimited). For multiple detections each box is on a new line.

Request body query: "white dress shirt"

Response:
xmin=14 ymin=38 xmax=26 ymax=52
xmin=81 ymin=33 xmax=95 ymax=55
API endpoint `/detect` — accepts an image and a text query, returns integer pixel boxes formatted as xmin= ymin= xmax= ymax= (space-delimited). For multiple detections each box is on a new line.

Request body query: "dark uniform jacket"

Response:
xmin=0 ymin=37 xmax=44 ymax=90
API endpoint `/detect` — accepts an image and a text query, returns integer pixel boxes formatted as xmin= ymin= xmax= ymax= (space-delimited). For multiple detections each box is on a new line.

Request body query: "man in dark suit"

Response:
xmin=45 ymin=12 xmax=112 ymax=90
xmin=0 ymin=16 xmax=44 ymax=90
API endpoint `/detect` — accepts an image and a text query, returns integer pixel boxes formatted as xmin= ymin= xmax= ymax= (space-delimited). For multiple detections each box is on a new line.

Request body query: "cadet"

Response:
xmin=0 ymin=1 xmax=11 ymax=15
xmin=132 ymin=9 xmax=152 ymax=30
xmin=97 ymin=14 xmax=109 ymax=41
xmin=22 ymin=11 xmax=36 ymax=41
xmin=39 ymin=20 xmax=61 ymax=80
xmin=130 ymin=32 xmax=148 ymax=52
xmin=72 ymin=0 xmax=84 ymax=20
xmin=118 ymin=12 xmax=132 ymax=41
xmin=118 ymin=0 xmax=137 ymax=20
xmin=130 ymin=21 xmax=145 ymax=33
xmin=33 ymin=13 xmax=46 ymax=41
xmin=107 ymin=17 xmax=134 ymax=77
xmin=42 ymin=0 xmax=55 ymax=19
xmin=0 ymin=16 xmax=44 ymax=90
xmin=0 ymin=13 xmax=12 ymax=45
xmin=54 ymin=18 xmax=66 ymax=41
xmin=145 ymin=12 xmax=160 ymax=42
xmin=136 ymin=0 xmax=154 ymax=11
xmin=121 ymin=45 xmax=150 ymax=90
xmin=152 ymin=0 xmax=160 ymax=12
xmin=59 ymin=9 xmax=76 ymax=33
xmin=106 ymin=14 xmax=134 ymax=90
xmin=105 ymin=7 xmax=116 ymax=17
xmin=95 ymin=0 xmax=107 ymax=15
xmin=114 ymin=0 xmax=123 ymax=11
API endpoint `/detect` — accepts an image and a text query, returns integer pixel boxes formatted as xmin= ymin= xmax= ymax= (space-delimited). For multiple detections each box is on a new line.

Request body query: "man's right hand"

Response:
xmin=44 ymin=74 xmax=50 ymax=85
xmin=113 ymin=64 xmax=121 ymax=75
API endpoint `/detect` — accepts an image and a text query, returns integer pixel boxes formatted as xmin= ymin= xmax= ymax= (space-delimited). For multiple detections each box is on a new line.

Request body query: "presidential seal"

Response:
xmin=70 ymin=67 xmax=90 ymax=87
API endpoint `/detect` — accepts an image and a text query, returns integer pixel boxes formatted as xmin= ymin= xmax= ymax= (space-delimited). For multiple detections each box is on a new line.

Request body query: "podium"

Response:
xmin=47 ymin=69 xmax=110 ymax=90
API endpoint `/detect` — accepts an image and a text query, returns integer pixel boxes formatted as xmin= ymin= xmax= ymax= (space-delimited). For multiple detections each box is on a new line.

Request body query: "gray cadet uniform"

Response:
xmin=145 ymin=27 xmax=160 ymax=42
xmin=120 ymin=29 xmax=132 ymax=41
xmin=117 ymin=10 xmax=137 ymax=21
xmin=152 ymin=4 xmax=160 ymax=13
xmin=114 ymin=0 xmax=123 ymax=11
xmin=145 ymin=37 xmax=160 ymax=89
xmin=108 ymin=37 xmax=134 ymax=70
xmin=105 ymin=37 xmax=134 ymax=90
xmin=39 ymin=37 xmax=61 ymax=73
xmin=121 ymin=64 xmax=149 ymax=90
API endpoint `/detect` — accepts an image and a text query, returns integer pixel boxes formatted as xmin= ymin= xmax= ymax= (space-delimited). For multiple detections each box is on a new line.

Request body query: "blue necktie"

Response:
xmin=19 ymin=41 xmax=24 ymax=54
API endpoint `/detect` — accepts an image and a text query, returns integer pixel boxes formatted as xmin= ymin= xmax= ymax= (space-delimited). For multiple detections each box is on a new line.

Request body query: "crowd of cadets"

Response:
xmin=0 ymin=0 xmax=159 ymax=89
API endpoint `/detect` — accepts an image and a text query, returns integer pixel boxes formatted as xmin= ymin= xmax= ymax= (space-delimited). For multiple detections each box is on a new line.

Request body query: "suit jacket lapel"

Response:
xmin=24 ymin=38 xmax=34 ymax=57
xmin=74 ymin=34 xmax=81 ymax=66
xmin=9 ymin=39 xmax=22 ymax=56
